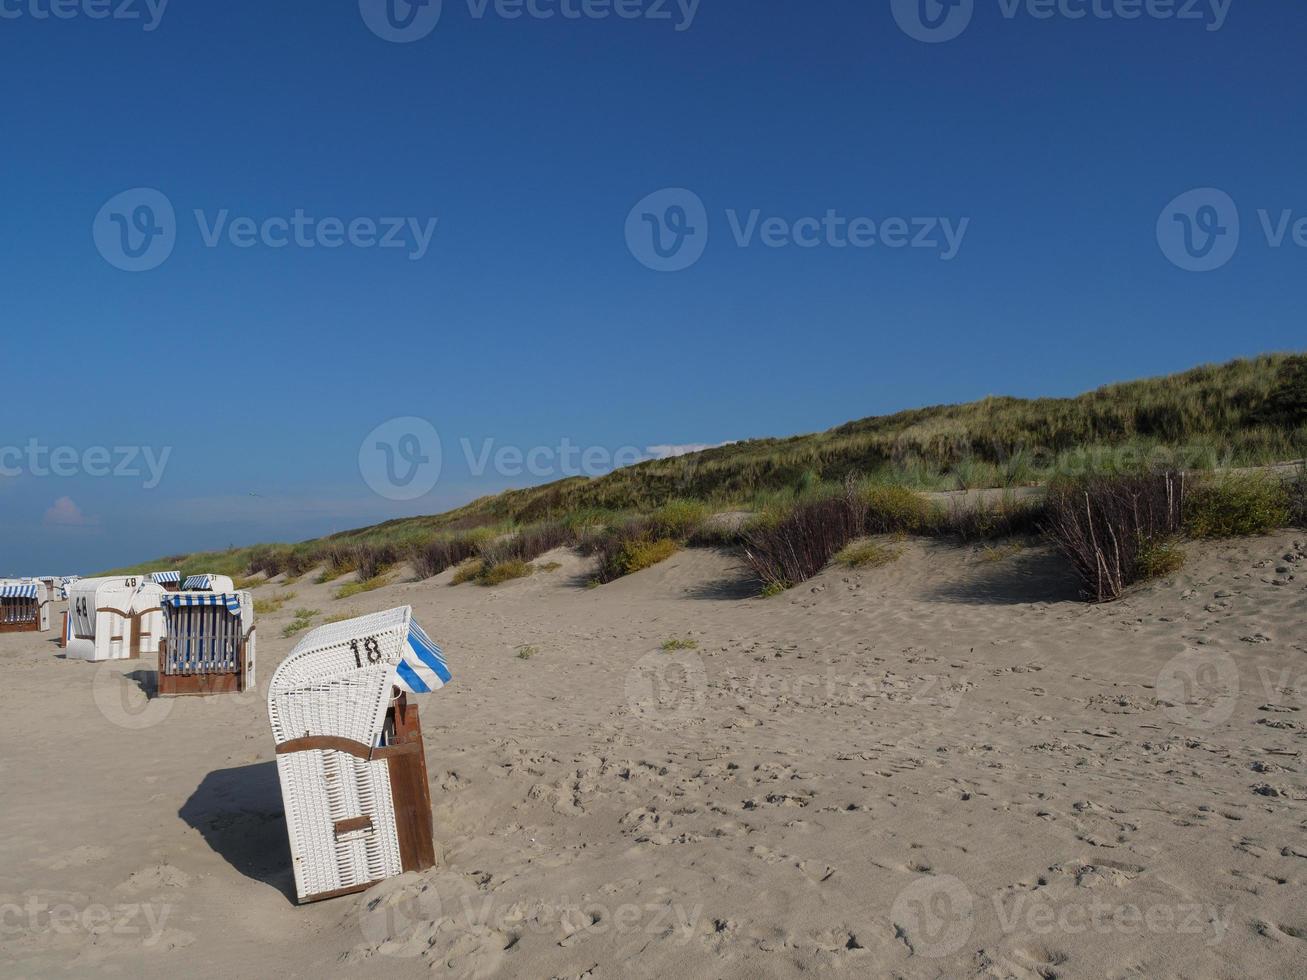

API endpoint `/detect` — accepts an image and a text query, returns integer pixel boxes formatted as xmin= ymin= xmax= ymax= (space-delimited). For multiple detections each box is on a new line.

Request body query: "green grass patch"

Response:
xmin=516 ymin=644 xmax=538 ymax=660
xmin=334 ymin=576 xmax=388 ymax=600
xmin=1185 ymin=474 xmax=1291 ymax=538
xmin=834 ymin=539 xmax=902 ymax=568
xmin=477 ymin=560 xmax=533 ymax=586
xmin=661 ymin=637 xmax=699 ymax=651
xmin=450 ymin=560 xmax=483 ymax=585
xmin=324 ymin=610 xmax=358 ymax=624
xmin=254 ymin=592 xmax=296 ymax=615
xmin=1136 ymin=539 xmax=1186 ymax=579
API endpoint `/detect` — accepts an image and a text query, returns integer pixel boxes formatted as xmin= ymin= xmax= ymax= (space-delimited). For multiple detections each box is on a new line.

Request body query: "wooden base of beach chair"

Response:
xmin=155 ymin=639 xmax=250 ymax=697
xmin=0 ymin=621 xmax=41 ymax=633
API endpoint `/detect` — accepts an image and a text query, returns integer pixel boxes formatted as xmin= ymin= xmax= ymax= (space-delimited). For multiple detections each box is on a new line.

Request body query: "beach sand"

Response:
xmin=1 ymin=534 xmax=1305 ymax=978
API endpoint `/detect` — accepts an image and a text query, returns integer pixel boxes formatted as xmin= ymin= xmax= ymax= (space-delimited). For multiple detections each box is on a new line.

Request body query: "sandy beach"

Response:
xmin=2 ymin=533 xmax=1305 ymax=978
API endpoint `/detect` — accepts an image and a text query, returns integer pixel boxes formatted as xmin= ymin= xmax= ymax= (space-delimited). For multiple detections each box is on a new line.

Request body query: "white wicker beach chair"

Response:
xmin=268 ymin=606 xmax=450 ymax=904
xmin=64 ymin=577 xmax=164 ymax=660
xmin=157 ymin=591 xmax=256 ymax=696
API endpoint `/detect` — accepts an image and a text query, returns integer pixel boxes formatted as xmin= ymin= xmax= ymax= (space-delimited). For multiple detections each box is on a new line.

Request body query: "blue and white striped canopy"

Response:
xmin=164 ymin=592 xmax=242 ymax=616
xmin=396 ymin=620 xmax=452 ymax=695
xmin=0 ymin=584 xmax=38 ymax=599
xmin=151 ymin=571 xmax=181 ymax=584
xmin=182 ymin=575 xmax=213 ymax=591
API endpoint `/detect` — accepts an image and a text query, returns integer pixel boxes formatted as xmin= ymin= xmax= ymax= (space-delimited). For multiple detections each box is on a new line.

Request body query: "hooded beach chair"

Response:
xmin=149 ymin=570 xmax=182 ymax=592
xmin=157 ymin=590 xmax=256 ymax=696
xmin=0 ymin=580 xmax=50 ymax=633
xmin=64 ymin=577 xmax=165 ymax=660
xmin=179 ymin=573 xmax=235 ymax=593
xmin=267 ymin=606 xmax=451 ymax=904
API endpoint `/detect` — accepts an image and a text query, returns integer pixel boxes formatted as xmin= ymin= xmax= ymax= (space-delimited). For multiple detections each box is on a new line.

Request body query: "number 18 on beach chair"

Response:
xmin=267 ymin=606 xmax=451 ymax=904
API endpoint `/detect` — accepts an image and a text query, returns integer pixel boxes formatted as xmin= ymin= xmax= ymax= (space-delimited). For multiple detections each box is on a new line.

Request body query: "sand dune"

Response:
xmin=2 ymin=535 xmax=1305 ymax=978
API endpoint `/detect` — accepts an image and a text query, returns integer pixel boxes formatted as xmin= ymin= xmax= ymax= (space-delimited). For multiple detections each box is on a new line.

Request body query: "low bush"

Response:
xmin=741 ymin=483 xmax=868 ymax=594
xmin=334 ymin=575 xmax=388 ymax=600
xmin=939 ymin=495 xmax=1046 ymax=542
xmin=450 ymin=559 xmax=484 ymax=585
xmin=409 ymin=531 xmax=488 ymax=580
xmin=1043 ymin=471 xmax=1186 ymax=602
xmin=353 ymin=543 xmax=398 ymax=582
xmin=1288 ymin=465 xmax=1307 ymax=528
xmin=318 ymin=546 xmax=357 ymax=582
xmin=254 ymin=591 xmax=296 ymax=615
xmin=862 ymin=483 xmax=935 ymax=534
xmin=1185 ymin=473 xmax=1291 ymax=538
xmin=1136 ymin=539 xmax=1186 ymax=578
xmin=834 ymin=539 xmax=901 ymax=568
xmin=646 ymin=500 xmax=710 ymax=541
xmin=589 ymin=519 xmax=681 ymax=584
xmin=477 ymin=559 xmax=533 ymax=586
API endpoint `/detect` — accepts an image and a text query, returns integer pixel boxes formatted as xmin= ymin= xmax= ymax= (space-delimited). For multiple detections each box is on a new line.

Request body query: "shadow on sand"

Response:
xmin=179 ymin=762 xmax=296 ymax=902
xmin=928 ymin=548 xmax=1084 ymax=606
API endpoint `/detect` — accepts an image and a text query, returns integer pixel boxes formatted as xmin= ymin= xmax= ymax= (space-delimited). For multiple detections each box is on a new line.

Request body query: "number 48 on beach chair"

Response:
xmin=267 ymin=606 xmax=451 ymax=904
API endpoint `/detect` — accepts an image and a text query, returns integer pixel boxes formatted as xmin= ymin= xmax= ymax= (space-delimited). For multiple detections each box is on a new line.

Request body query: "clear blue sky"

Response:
xmin=1 ymin=0 xmax=1303 ymax=572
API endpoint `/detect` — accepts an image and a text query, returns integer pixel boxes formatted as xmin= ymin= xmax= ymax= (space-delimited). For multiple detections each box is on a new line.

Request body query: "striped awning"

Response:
xmin=0 ymin=584 xmax=38 ymax=599
xmin=151 ymin=571 xmax=181 ymax=584
xmin=396 ymin=620 xmax=452 ymax=695
xmin=182 ymin=575 xmax=213 ymax=591
xmin=164 ymin=592 xmax=242 ymax=616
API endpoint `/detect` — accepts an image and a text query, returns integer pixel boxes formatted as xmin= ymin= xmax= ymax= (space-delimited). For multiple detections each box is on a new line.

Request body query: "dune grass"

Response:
xmin=99 ymin=354 xmax=1305 ymax=590
xmin=835 ymin=539 xmax=902 ymax=569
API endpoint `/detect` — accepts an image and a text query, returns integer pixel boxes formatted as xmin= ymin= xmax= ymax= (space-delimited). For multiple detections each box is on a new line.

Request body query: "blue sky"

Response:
xmin=1 ymin=0 xmax=1304 ymax=572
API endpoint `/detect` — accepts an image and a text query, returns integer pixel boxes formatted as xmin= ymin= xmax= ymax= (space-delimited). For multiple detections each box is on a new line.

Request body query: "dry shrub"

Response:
xmin=1043 ymin=472 xmax=1186 ymax=602
xmin=740 ymin=483 xmax=868 ymax=593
